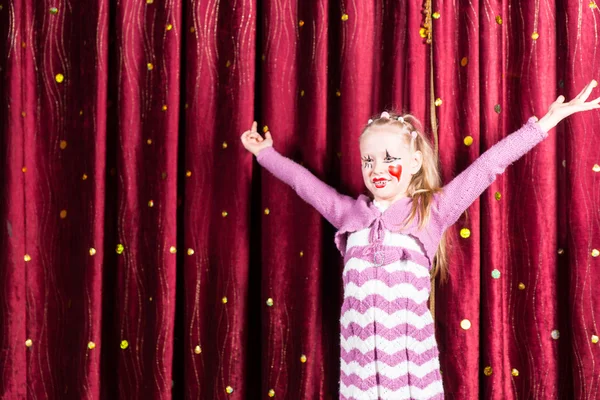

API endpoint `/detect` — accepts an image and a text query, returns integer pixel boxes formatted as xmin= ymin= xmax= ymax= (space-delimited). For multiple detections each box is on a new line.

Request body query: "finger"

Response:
xmin=251 ymin=121 xmax=258 ymax=133
xmin=265 ymin=131 xmax=272 ymax=141
xmin=575 ymin=79 xmax=598 ymax=101
xmin=556 ymin=95 xmax=566 ymax=103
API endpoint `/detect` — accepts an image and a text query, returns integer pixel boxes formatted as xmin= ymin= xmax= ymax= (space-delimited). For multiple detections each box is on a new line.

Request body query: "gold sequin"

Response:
xmin=89 ymin=248 xmax=96 ymax=256
xmin=146 ymin=0 xmax=153 ymax=3
xmin=593 ymin=164 xmax=600 ymax=172
xmin=590 ymin=2 xmax=598 ymax=9
xmin=60 ymin=210 xmax=67 ymax=219
xmin=518 ymin=282 xmax=526 ymax=290
xmin=55 ymin=73 xmax=64 ymax=83
xmin=147 ymin=63 xmax=154 ymax=71
xmin=186 ymin=170 xmax=192 ymax=177
xmin=161 ymin=172 xmax=167 ymax=180
xmin=24 ymin=254 xmax=31 ymax=262
xmin=460 ymin=319 xmax=471 ymax=330
xmin=194 ymin=345 xmax=202 ymax=354
xmin=434 ymin=98 xmax=442 ymax=106
xmin=169 ymin=246 xmax=177 ymax=254
xmin=60 ymin=140 xmax=67 ymax=149
xmin=592 ymin=335 xmax=599 ymax=344
xmin=120 ymin=340 xmax=128 ymax=349
xmin=300 ymin=89 xmax=305 ymax=96
xmin=460 ymin=228 xmax=471 ymax=238
xmin=461 ymin=57 xmax=468 ymax=67
xmin=300 ymin=354 xmax=307 ymax=363
xmin=432 ymin=11 xmax=440 ymax=19
xmin=558 ymin=248 xmax=564 ymax=254
xmin=147 ymin=139 xmax=152 ymax=145
xmin=511 ymin=368 xmax=519 ymax=377
xmin=162 ymin=105 xmax=168 ymax=111
xmin=22 ymin=167 xmax=27 ymax=173
xmin=225 ymin=386 xmax=234 ymax=394
xmin=50 ymin=7 xmax=58 ymax=14
xmin=494 ymin=192 xmax=501 ymax=201
xmin=21 ymin=42 xmax=26 ymax=48
xmin=268 ymin=389 xmax=275 ymax=397
xmin=148 ymin=200 xmax=154 ymax=207
xmin=166 ymin=24 xmax=173 ymax=31
xmin=0 ymin=5 xmax=3 ymax=11
xmin=531 ymin=32 xmax=539 ymax=40
xmin=79 ymin=110 xmax=84 ymax=115
xmin=222 ymin=141 xmax=228 ymax=149
xmin=116 ymin=244 xmax=124 ymax=254
xmin=82 ymin=173 xmax=88 ymax=180
xmin=419 ymin=28 xmax=427 ymax=38
xmin=299 ymin=20 xmax=304 ymax=27
xmin=222 ymin=297 xmax=228 ymax=304
xmin=592 ymin=249 xmax=600 ymax=257
xmin=225 ymin=60 xmax=231 ymax=68
xmin=266 ymin=298 xmax=274 ymax=307
xmin=190 ymin=27 xmax=195 ymax=33
xmin=88 ymin=341 xmax=96 ymax=350
xmin=495 ymin=15 xmax=503 ymax=24
xmin=21 ymin=111 xmax=26 ymax=117
xmin=25 ymin=339 xmax=33 ymax=347
xmin=463 ymin=136 xmax=473 ymax=146
xmin=341 ymin=13 xmax=349 ymax=21
xmin=264 ymin=208 xmax=270 ymax=215
xmin=221 ymin=211 xmax=228 ymax=218
xmin=300 ymin=251 xmax=304 ymax=257
xmin=263 ymin=125 xmax=269 ymax=133
xmin=484 ymin=366 xmax=492 ymax=376
xmin=187 ymin=248 xmax=195 ymax=256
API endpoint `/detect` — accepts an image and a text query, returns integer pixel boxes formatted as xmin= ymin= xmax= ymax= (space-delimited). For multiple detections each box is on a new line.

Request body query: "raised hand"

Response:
xmin=240 ymin=121 xmax=273 ymax=156
xmin=537 ymin=79 xmax=600 ymax=132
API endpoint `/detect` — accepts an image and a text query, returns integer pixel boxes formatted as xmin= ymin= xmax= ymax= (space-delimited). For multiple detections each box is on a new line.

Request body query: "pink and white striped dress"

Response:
xmin=339 ymin=201 xmax=444 ymax=400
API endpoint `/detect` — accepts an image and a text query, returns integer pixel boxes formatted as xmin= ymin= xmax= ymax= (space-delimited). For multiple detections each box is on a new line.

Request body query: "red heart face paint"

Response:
xmin=388 ymin=164 xmax=402 ymax=181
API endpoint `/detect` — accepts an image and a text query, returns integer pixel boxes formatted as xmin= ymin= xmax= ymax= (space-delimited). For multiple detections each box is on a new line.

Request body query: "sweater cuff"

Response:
xmin=527 ymin=116 xmax=549 ymax=139
xmin=256 ymin=146 xmax=276 ymax=163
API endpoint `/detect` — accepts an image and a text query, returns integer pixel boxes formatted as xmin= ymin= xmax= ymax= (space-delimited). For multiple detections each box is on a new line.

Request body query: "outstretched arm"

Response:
xmin=438 ymin=79 xmax=600 ymax=230
xmin=241 ymin=122 xmax=355 ymax=229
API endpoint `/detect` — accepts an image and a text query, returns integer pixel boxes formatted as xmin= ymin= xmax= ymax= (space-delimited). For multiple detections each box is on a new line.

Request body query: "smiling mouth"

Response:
xmin=372 ymin=179 xmax=390 ymax=188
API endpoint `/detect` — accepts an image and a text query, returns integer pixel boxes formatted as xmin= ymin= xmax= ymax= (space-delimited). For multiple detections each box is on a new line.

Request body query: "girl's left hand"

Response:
xmin=536 ymin=79 xmax=600 ymax=132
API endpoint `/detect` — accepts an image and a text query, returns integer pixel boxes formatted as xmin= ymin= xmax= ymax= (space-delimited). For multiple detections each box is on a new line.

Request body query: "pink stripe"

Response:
xmin=341 ymin=294 xmax=431 ymax=314
xmin=340 ymin=346 xmax=440 ymax=367
xmin=344 ymin=244 xmax=431 ymax=269
xmin=340 ymin=321 xmax=435 ymax=341
xmin=340 ymin=369 xmax=443 ymax=391
xmin=343 ymin=268 xmax=430 ymax=290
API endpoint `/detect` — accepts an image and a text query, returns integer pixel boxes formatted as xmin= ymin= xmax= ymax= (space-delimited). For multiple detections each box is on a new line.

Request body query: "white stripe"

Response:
xmin=343 ymin=257 xmax=430 ymax=278
xmin=340 ymin=382 xmax=410 ymax=400
xmin=343 ymin=281 xmax=430 ymax=303
xmin=340 ymin=308 xmax=433 ymax=330
xmin=379 ymin=380 xmax=444 ymax=400
xmin=341 ymin=358 xmax=441 ymax=380
xmin=340 ymin=335 xmax=437 ymax=354
xmin=346 ymin=228 xmax=424 ymax=253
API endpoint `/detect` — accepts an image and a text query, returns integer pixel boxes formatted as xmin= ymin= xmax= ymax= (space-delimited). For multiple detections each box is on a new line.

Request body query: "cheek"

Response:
xmin=388 ymin=164 xmax=402 ymax=181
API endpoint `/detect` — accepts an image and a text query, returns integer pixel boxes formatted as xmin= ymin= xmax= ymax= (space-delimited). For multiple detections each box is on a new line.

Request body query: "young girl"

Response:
xmin=240 ymin=80 xmax=599 ymax=400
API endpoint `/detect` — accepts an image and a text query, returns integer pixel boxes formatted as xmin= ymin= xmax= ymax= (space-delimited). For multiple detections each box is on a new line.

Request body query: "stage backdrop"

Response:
xmin=1 ymin=0 xmax=599 ymax=399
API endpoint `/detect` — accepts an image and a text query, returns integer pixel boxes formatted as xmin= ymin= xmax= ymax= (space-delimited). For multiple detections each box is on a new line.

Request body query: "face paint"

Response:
xmin=388 ymin=164 xmax=402 ymax=181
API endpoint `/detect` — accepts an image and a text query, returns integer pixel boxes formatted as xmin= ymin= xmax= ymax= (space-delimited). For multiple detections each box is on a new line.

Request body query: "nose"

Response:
xmin=372 ymin=160 xmax=387 ymax=175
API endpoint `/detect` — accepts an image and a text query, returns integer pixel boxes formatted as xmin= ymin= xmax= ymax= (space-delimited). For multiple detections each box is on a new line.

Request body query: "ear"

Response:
xmin=410 ymin=150 xmax=423 ymax=174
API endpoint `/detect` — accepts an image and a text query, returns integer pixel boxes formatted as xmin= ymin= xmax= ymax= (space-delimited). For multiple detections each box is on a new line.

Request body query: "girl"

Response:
xmin=240 ymin=80 xmax=600 ymax=400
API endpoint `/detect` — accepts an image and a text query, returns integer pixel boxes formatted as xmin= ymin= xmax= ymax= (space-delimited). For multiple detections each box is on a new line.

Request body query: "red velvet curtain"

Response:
xmin=1 ymin=0 xmax=599 ymax=398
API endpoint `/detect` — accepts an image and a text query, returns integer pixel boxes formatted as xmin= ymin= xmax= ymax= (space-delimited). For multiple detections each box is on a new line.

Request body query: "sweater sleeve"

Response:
xmin=437 ymin=117 xmax=549 ymax=230
xmin=255 ymin=146 xmax=356 ymax=229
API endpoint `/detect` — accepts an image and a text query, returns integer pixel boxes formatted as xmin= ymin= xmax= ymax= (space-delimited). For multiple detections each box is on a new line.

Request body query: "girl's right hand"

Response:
xmin=240 ymin=121 xmax=273 ymax=156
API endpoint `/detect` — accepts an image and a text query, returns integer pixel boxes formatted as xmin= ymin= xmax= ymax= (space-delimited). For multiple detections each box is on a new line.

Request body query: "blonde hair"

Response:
xmin=359 ymin=111 xmax=449 ymax=283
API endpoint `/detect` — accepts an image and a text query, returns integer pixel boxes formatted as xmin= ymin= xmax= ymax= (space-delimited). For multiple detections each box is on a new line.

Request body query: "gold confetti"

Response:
xmin=299 ymin=20 xmax=304 ymax=27
xmin=558 ymin=248 xmax=564 ymax=254
xmin=511 ymin=368 xmax=519 ymax=377
xmin=419 ymin=28 xmax=427 ymax=38
xmin=186 ymin=170 xmax=192 ymax=177
xmin=55 ymin=73 xmax=64 ymax=83
xmin=593 ymin=164 xmax=600 ymax=172
xmin=148 ymin=200 xmax=154 ymax=207
xmin=336 ymin=90 xmax=341 ymax=97
xmin=432 ymin=11 xmax=440 ymax=19
xmin=300 ymin=89 xmax=305 ymax=96
xmin=518 ymin=282 xmax=526 ymax=290
xmin=82 ymin=173 xmax=88 ymax=180
xmin=494 ymin=104 xmax=502 ymax=114
xmin=147 ymin=63 xmax=154 ymax=71
xmin=25 ymin=339 xmax=32 ymax=347
xmin=162 ymin=105 xmax=168 ymax=111
xmin=50 ymin=7 xmax=58 ymax=14
xmin=89 ymin=248 xmax=96 ymax=256
xmin=120 ymin=340 xmax=128 ymax=349
xmin=222 ymin=211 xmax=228 ymax=217
xmin=460 ymin=228 xmax=471 ymax=238
xmin=225 ymin=386 xmax=234 ymax=394
xmin=24 ymin=254 xmax=31 ymax=262
xmin=194 ymin=345 xmax=202 ymax=354
xmin=263 ymin=125 xmax=269 ymax=133
xmin=531 ymin=32 xmax=539 ymax=40
xmin=551 ymin=330 xmax=560 ymax=340
xmin=299 ymin=251 xmax=304 ymax=257
xmin=494 ymin=192 xmax=501 ymax=201
xmin=590 ymin=2 xmax=598 ymax=9
xmin=60 ymin=210 xmax=67 ymax=219
xmin=0 ymin=5 xmax=3 ymax=11
xmin=495 ymin=15 xmax=503 ymax=24
xmin=161 ymin=172 xmax=167 ymax=180
xmin=463 ymin=136 xmax=473 ymax=146
xmin=21 ymin=42 xmax=26 ymax=48
xmin=461 ymin=57 xmax=468 ymax=67
xmin=22 ymin=167 xmax=27 ymax=173
xmin=146 ymin=0 xmax=153 ymax=3
xmin=300 ymin=354 xmax=307 ymax=363
xmin=79 ymin=110 xmax=83 ymax=115
xmin=592 ymin=335 xmax=599 ymax=344
xmin=592 ymin=249 xmax=599 ymax=257
xmin=222 ymin=297 xmax=228 ymax=304
xmin=434 ymin=98 xmax=442 ymax=106
xmin=116 ymin=244 xmax=124 ymax=254
xmin=264 ymin=208 xmax=270 ymax=215
xmin=187 ymin=248 xmax=195 ymax=256
xmin=222 ymin=141 xmax=228 ymax=149
xmin=341 ymin=13 xmax=349 ymax=21
xmin=190 ymin=27 xmax=195 ymax=33
xmin=484 ymin=366 xmax=493 ymax=376
xmin=268 ymin=389 xmax=275 ymax=397
xmin=88 ymin=341 xmax=96 ymax=350
xmin=60 ymin=140 xmax=67 ymax=149
xmin=225 ymin=60 xmax=231 ymax=68
xmin=266 ymin=298 xmax=274 ymax=307
xmin=147 ymin=139 xmax=152 ymax=145
xmin=460 ymin=319 xmax=471 ymax=330
xmin=169 ymin=246 xmax=177 ymax=254
xmin=166 ymin=24 xmax=173 ymax=31
xmin=21 ymin=111 xmax=26 ymax=117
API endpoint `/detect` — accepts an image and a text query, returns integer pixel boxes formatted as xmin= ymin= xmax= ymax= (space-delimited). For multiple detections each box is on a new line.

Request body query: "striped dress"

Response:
xmin=339 ymin=202 xmax=444 ymax=400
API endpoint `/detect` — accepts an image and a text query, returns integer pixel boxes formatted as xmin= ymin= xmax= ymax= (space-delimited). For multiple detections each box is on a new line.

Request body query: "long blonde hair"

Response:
xmin=360 ymin=111 xmax=449 ymax=283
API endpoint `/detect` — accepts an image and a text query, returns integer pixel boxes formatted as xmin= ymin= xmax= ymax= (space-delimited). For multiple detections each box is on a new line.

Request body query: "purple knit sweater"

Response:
xmin=256 ymin=117 xmax=548 ymax=268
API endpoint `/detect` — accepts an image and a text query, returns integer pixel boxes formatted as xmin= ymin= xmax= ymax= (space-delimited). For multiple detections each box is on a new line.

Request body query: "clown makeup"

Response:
xmin=359 ymin=128 xmax=423 ymax=207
